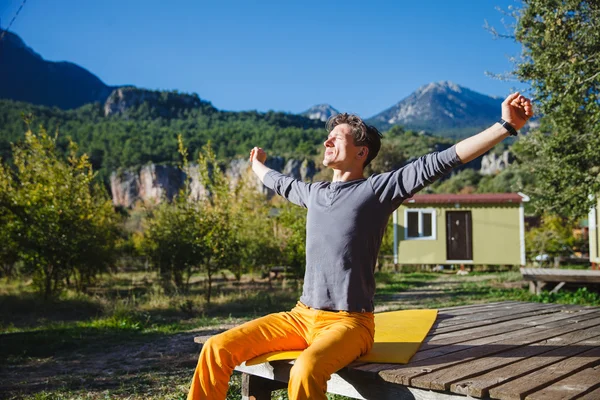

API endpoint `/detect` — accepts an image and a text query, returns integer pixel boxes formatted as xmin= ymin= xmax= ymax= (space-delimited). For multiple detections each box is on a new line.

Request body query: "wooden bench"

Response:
xmin=194 ymin=301 xmax=600 ymax=399
xmin=520 ymin=267 xmax=600 ymax=294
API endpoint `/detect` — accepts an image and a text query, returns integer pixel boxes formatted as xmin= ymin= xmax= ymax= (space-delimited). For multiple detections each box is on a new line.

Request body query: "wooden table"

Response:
xmin=520 ymin=268 xmax=600 ymax=294
xmin=230 ymin=301 xmax=600 ymax=400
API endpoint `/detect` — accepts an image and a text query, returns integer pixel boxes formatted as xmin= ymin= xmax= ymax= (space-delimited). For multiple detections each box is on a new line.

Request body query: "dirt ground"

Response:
xmin=0 ymin=324 xmax=237 ymax=399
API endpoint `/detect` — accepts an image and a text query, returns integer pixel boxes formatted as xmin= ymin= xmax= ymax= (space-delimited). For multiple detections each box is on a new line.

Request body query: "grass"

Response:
xmin=1 ymin=268 xmax=598 ymax=399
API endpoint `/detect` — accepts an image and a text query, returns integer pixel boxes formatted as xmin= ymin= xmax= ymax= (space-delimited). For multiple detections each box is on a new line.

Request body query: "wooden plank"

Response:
xmin=357 ymin=313 xmax=600 ymax=385
xmin=234 ymin=362 xmax=467 ymax=400
xmin=440 ymin=301 xmax=534 ymax=314
xmin=427 ymin=305 xmax=577 ymax=339
xmin=432 ymin=303 xmax=562 ymax=330
xmin=524 ymin=365 xmax=600 ymax=400
xmin=522 ymin=268 xmax=600 ymax=277
xmin=411 ymin=320 xmax=600 ymax=391
xmin=420 ymin=309 xmax=600 ymax=350
xmin=577 ymin=385 xmax=600 ymax=400
xmin=526 ymin=275 xmax=600 ymax=283
xmin=549 ymin=282 xmax=566 ymax=294
xmin=436 ymin=302 xmax=519 ymax=316
xmin=356 ymin=310 xmax=600 ymax=375
xmin=421 ymin=327 xmax=600 ymax=393
xmin=489 ymin=345 xmax=600 ymax=400
xmin=520 ymin=268 xmax=600 ymax=283
xmin=241 ymin=373 xmax=287 ymax=400
xmin=193 ymin=335 xmax=212 ymax=344
xmin=450 ymin=333 xmax=600 ymax=398
xmin=430 ymin=305 xmax=570 ymax=335
xmin=438 ymin=301 xmax=520 ymax=311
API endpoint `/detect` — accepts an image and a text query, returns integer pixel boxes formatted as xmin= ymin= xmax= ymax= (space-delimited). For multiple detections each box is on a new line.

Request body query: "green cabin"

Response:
xmin=589 ymin=197 xmax=600 ymax=267
xmin=393 ymin=193 xmax=529 ymax=267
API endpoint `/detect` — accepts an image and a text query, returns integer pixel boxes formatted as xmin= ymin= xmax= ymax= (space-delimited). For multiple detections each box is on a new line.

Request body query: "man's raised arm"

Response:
xmin=455 ymin=92 xmax=534 ymax=163
xmin=249 ymin=146 xmax=271 ymax=183
xmin=249 ymin=146 xmax=312 ymax=208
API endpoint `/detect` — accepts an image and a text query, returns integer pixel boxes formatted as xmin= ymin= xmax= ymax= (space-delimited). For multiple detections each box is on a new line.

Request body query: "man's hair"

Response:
xmin=326 ymin=113 xmax=382 ymax=168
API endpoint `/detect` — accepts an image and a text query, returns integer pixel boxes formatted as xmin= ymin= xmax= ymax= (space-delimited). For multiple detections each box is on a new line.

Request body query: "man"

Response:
xmin=188 ymin=93 xmax=533 ymax=400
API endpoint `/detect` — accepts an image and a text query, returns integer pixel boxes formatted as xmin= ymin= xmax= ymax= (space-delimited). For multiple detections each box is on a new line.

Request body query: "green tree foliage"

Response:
xmin=0 ymin=98 xmax=326 ymax=185
xmin=140 ymin=140 xmax=242 ymax=303
xmin=196 ymin=144 xmax=241 ymax=303
xmin=0 ymin=128 xmax=118 ymax=298
xmin=275 ymin=201 xmax=308 ymax=278
xmin=511 ymin=0 xmax=600 ymax=218
xmin=367 ymin=127 xmax=455 ymax=175
xmin=430 ymin=169 xmax=483 ymax=194
xmin=477 ymin=167 xmax=536 ymax=194
xmin=141 ymin=194 xmax=207 ymax=293
xmin=525 ymin=214 xmax=577 ymax=265
xmin=232 ymin=170 xmax=282 ymax=281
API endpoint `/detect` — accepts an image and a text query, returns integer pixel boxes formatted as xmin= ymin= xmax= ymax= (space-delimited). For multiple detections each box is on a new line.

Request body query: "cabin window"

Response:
xmin=405 ymin=209 xmax=436 ymax=240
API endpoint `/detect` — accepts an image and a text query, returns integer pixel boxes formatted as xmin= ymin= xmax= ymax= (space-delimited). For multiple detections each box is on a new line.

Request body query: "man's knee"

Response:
xmin=200 ymin=334 xmax=235 ymax=367
xmin=289 ymin=355 xmax=325 ymax=384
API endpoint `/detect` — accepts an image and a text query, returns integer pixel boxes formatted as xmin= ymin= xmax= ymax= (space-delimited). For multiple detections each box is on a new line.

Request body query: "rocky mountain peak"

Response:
xmin=301 ymin=104 xmax=339 ymax=122
xmin=103 ymin=87 xmax=215 ymax=117
xmin=367 ymin=81 xmax=503 ymax=135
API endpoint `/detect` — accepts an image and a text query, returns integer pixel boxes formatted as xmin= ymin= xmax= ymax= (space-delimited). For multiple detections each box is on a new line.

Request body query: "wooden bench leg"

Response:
xmin=241 ymin=373 xmax=287 ymax=400
xmin=550 ymin=281 xmax=566 ymax=294
xmin=529 ymin=280 xmax=547 ymax=295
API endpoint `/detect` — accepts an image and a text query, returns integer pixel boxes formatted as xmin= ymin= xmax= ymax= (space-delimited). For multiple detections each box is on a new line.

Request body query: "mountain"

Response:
xmin=301 ymin=104 xmax=339 ymax=122
xmin=103 ymin=86 xmax=217 ymax=117
xmin=0 ymin=30 xmax=114 ymax=109
xmin=367 ymin=81 xmax=503 ymax=137
xmin=0 ymin=31 xmax=505 ymax=140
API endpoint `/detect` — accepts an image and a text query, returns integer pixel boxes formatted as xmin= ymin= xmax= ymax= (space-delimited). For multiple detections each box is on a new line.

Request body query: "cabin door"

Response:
xmin=446 ymin=211 xmax=473 ymax=261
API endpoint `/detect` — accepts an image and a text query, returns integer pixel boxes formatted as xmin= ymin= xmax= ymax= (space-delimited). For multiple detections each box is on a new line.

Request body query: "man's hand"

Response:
xmin=502 ymin=92 xmax=534 ymax=130
xmin=249 ymin=147 xmax=271 ymax=183
xmin=455 ymin=93 xmax=534 ymax=163
xmin=249 ymin=147 xmax=267 ymax=164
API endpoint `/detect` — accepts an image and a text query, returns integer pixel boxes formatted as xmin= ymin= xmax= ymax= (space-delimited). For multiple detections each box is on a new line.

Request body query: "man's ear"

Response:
xmin=359 ymin=147 xmax=368 ymax=158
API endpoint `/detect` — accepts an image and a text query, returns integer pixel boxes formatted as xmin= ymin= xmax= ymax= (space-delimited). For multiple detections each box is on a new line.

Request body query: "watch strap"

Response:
xmin=499 ymin=118 xmax=518 ymax=136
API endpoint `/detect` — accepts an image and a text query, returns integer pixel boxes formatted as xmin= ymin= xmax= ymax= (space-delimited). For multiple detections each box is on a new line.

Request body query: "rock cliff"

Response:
xmin=110 ymin=158 xmax=317 ymax=207
xmin=480 ymin=151 xmax=512 ymax=175
xmin=103 ymin=87 xmax=214 ymax=117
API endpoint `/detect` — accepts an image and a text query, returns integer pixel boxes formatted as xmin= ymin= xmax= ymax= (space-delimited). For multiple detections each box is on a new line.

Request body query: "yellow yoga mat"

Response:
xmin=246 ymin=309 xmax=437 ymax=366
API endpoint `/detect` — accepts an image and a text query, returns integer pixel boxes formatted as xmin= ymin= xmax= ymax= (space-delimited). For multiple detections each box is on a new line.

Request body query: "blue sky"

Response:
xmin=2 ymin=0 xmax=525 ymax=117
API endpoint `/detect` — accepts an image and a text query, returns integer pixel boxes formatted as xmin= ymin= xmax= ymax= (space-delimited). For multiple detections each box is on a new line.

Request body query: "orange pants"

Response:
xmin=187 ymin=301 xmax=375 ymax=400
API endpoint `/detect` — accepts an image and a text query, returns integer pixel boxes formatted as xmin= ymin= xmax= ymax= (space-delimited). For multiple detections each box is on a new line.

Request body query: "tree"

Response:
xmin=0 ymin=162 xmax=19 ymax=278
xmin=525 ymin=214 xmax=577 ymax=266
xmin=509 ymin=0 xmax=600 ymax=219
xmin=0 ymin=128 xmax=118 ymax=298
xmin=141 ymin=194 xmax=207 ymax=292
xmin=275 ymin=201 xmax=307 ymax=279
xmin=140 ymin=140 xmax=241 ymax=304
xmin=195 ymin=143 xmax=241 ymax=304
xmin=431 ymin=169 xmax=482 ymax=194
xmin=231 ymin=168 xmax=282 ymax=281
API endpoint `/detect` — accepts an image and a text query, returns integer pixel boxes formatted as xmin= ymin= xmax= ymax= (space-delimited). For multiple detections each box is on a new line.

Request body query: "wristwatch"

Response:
xmin=499 ymin=119 xmax=518 ymax=136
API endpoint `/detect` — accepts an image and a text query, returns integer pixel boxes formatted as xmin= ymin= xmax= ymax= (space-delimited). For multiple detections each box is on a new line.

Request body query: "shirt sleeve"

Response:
xmin=262 ymin=170 xmax=312 ymax=208
xmin=369 ymin=145 xmax=462 ymax=209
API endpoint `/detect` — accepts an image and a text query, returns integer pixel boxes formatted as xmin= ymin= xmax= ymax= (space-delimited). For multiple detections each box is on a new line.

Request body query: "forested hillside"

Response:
xmin=0 ymin=95 xmax=470 ymax=185
xmin=0 ymin=96 xmax=328 ymax=182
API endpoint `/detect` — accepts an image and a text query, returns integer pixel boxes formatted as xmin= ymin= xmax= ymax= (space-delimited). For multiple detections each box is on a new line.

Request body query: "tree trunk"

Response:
xmin=44 ymin=264 xmax=53 ymax=300
xmin=206 ymin=269 xmax=212 ymax=305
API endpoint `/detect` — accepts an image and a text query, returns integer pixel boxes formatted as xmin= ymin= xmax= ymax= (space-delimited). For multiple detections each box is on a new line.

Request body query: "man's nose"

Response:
xmin=324 ymin=138 xmax=333 ymax=147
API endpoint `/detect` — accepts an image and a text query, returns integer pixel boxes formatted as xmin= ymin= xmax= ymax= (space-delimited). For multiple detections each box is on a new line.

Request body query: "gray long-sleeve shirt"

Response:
xmin=263 ymin=146 xmax=462 ymax=312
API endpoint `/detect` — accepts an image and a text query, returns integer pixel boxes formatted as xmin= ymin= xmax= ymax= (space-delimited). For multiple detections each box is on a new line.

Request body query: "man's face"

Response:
xmin=323 ymin=123 xmax=364 ymax=168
